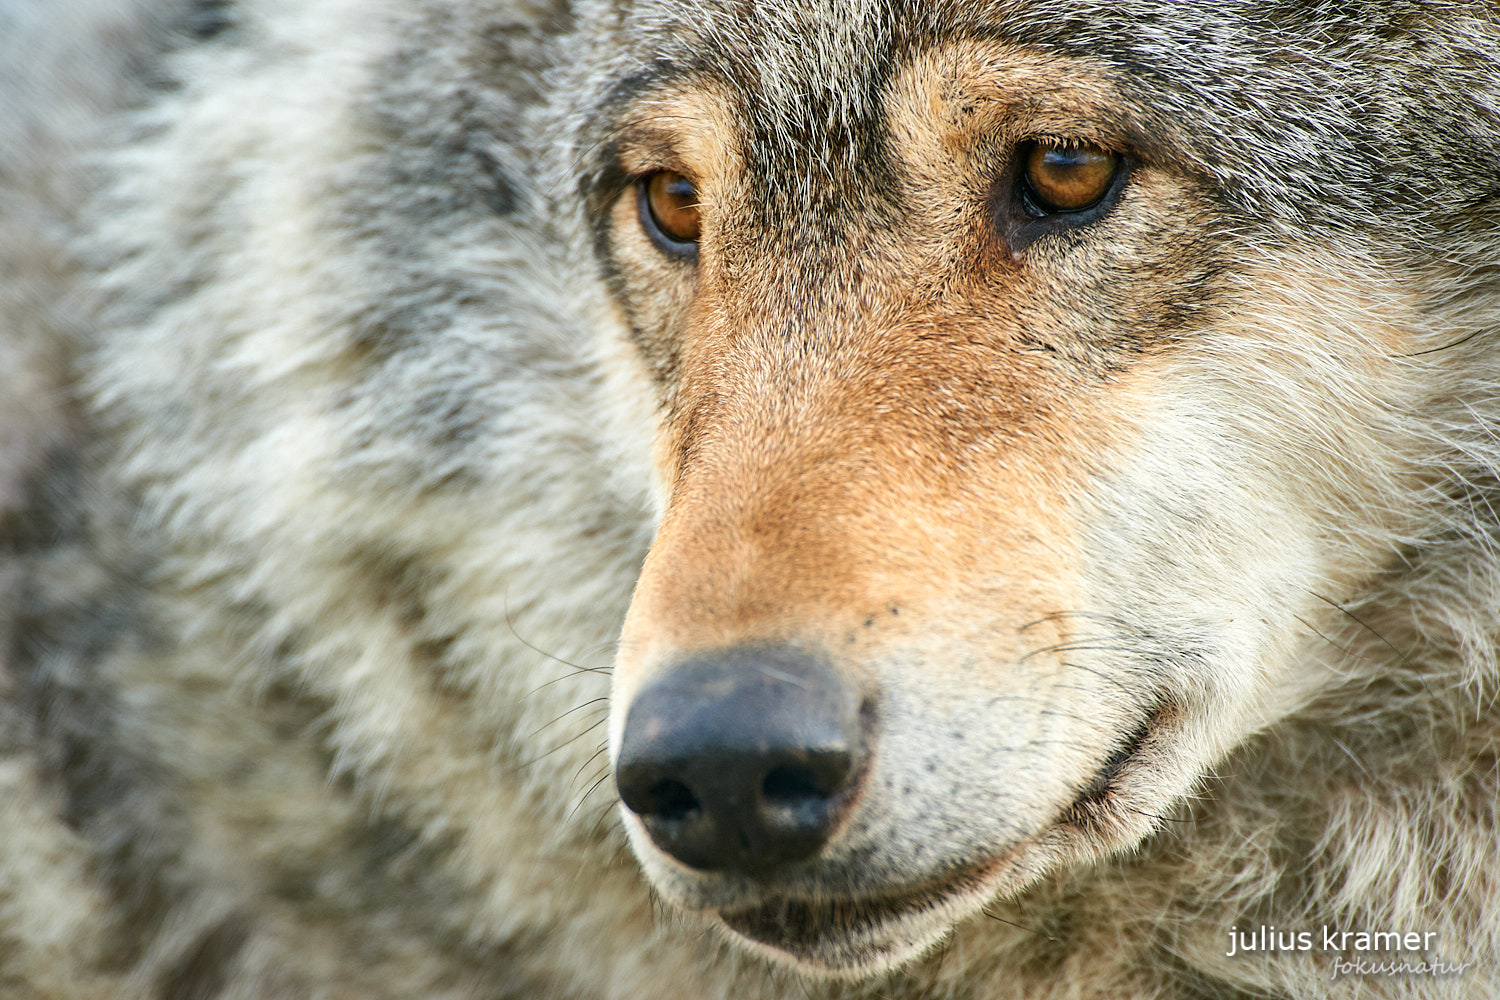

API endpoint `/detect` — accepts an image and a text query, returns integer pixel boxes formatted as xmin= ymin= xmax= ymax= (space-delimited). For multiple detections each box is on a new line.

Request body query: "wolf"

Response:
xmin=3 ymin=0 xmax=1500 ymax=997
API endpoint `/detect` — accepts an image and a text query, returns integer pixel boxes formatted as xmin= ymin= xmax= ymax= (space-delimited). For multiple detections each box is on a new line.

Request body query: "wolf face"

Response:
xmin=578 ymin=2 xmax=1498 ymax=975
xmin=9 ymin=1 xmax=1499 ymax=997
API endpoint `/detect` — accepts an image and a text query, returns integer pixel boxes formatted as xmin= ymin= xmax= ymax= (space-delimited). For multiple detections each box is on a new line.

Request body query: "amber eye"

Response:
xmin=1021 ymin=142 xmax=1120 ymax=216
xmin=639 ymin=171 xmax=701 ymax=255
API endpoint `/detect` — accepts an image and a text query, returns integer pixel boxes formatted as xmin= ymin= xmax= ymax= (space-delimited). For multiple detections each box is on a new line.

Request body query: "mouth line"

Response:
xmin=714 ymin=863 xmax=995 ymax=957
xmin=1060 ymin=698 xmax=1176 ymax=829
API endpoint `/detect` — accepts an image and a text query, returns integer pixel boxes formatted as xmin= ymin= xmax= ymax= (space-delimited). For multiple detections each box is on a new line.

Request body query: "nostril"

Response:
xmin=644 ymin=779 xmax=699 ymax=822
xmin=762 ymin=765 xmax=831 ymax=803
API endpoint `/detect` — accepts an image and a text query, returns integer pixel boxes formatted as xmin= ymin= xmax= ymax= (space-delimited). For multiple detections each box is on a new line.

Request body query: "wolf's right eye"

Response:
xmin=638 ymin=171 xmax=701 ymax=259
xmin=1020 ymin=142 xmax=1120 ymax=217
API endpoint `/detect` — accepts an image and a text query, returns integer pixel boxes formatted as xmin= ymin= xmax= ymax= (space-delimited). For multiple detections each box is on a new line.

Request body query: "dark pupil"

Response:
xmin=661 ymin=175 xmax=695 ymax=208
xmin=1043 ymin=147 xmax=1093 ymax=175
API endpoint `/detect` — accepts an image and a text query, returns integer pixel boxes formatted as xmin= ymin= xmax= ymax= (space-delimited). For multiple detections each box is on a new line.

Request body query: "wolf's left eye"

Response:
xmin=1020 ymin=142 xmax=1120 ymax=216
xmin=638 ymin=171 xmax=701 ymax=258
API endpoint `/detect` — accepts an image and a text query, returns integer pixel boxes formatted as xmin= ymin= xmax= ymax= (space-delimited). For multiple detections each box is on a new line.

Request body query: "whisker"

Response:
xmin=522 ymin=665 xmax=614 ymax=700
xmin=1019 ymin=640 xmax=1150 ymax=663
xmin=1059 ymin=661 xmax=1138 ymax=699
xmin=1019 ymin=610 xmax=1132 ymax=632
xmin=567 ymin=771 xmax=616 ymax=825
xmin=1292 ymin=612 xmax=1354 ymax=658
xmin=569 ymin=742 xmax=612 ymax=792
xmin=526 ymin=697 xmax=609 ymax=740
xmin=588 ymin=796 xmax=622 ymax=844
xmin=1402 ymin=327 xmax=1485 ymax=357
xmin=504 ymin=587 xmax=612 ymax=676
xmin=982 ymin=908 xmax=1058 ymax=942
xmin=1309 ymin=591 xmax=1438 ymax=701
xmin=1125 ymin=805 xmax=1192 ymax=824
xmin=511 ymin=716 xmax=609 ymax=772
xmin=1309 ymin=592 xmax=1415 ymax=668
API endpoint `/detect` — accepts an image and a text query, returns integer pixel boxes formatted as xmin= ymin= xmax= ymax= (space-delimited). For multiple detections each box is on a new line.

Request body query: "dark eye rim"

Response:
xmin=999 ymin=140 xmax=1132 ymax=255
xmin=636 ymin=173 xmax=701 ymax=262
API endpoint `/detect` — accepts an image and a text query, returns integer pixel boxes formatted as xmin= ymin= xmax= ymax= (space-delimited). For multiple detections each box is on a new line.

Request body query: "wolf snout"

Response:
xmin=615 ymin=646 xmax=869 ymax=877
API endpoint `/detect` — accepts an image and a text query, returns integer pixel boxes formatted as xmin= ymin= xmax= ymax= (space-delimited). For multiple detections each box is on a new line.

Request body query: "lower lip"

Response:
xmin=722 ymin=894 xmax=917 ymax=947
xmin=714 ymin=870 xmax=984 ymax=960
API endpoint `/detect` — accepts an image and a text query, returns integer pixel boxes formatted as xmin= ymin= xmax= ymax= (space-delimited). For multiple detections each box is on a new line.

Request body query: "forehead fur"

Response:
xmin=577 ymin=0 xmax=1500 ymax=241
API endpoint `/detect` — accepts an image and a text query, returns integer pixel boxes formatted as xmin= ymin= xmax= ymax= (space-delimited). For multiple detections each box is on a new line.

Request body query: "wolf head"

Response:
xmin=78 ymin=0 xmax=1500 ymax=989
xmin=566 ymin=0 xmax=1500 ymax=975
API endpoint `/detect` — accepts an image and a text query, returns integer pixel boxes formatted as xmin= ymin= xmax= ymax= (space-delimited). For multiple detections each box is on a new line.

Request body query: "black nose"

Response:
xmin=615 ymin=646 xmax=867 ymax=876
